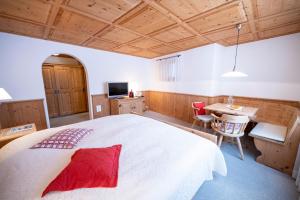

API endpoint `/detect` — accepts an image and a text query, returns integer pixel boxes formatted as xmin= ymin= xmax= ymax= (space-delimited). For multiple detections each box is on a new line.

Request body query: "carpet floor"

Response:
xmin=193 ymin=143 xmax=298 ymax=200
xmin=143 ymin=111 xmax=299 ymax=200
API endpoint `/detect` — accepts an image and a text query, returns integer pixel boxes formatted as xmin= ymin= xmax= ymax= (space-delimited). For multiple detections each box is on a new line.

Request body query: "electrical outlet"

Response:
xmin=96 ymin=105 xmax=102 ymax=112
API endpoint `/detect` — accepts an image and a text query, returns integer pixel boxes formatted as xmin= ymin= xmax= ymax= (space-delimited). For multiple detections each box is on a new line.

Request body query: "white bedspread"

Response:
xmin=0 ymin=114 xmax=226 ymax=200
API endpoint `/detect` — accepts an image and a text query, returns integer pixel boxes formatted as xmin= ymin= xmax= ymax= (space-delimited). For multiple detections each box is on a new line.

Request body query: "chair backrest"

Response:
xmin=221 ymin=114 xmax=250 ymax=124
xmin=212 ymin=114 xmax=249 ymax=136
xmin=192 ymin=102 xmax=206 ymax=116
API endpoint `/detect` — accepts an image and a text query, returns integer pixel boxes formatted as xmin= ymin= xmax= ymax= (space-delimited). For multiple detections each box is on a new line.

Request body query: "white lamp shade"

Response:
xmin=0 ymin=88 xmax=12 ymax=102
xmin=221 ymin=71 xmax=248 ymax=78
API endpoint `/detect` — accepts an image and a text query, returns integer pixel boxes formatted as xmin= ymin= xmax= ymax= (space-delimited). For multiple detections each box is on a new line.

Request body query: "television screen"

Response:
xmin=108 ymin=82 xmax=128 ymax=98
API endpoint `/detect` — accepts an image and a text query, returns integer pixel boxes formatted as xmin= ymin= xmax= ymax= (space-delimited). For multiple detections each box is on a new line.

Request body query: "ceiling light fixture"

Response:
xmin=222 ymin=24 xmax=248 ymax=78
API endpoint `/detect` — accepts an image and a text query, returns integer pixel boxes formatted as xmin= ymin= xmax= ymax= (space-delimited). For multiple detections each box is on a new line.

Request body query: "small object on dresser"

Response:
xmin=129 ymin=89 xmax=134 ymax=98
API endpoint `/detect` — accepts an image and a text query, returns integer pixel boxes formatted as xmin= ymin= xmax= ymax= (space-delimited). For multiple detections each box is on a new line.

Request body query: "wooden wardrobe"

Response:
xmin=42 ymin=65 xmax=88 ymax=118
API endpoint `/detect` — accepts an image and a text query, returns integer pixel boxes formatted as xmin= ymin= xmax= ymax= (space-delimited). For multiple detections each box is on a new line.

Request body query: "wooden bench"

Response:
xmin=249 ymin=105 xmax=300 ymax=174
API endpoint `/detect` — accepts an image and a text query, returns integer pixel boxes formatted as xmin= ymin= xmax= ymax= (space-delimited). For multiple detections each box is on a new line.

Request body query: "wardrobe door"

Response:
xmin=54 ymin=66 xmax=73 ymax=116
xmin=70 ymin=67 xmax=88 ymax=113
xmin=42 ymin=66 xmax=59 ymax=117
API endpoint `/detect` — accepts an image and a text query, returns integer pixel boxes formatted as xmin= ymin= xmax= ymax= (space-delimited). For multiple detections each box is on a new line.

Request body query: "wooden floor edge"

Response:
xmin=162 ymin=121 xmax=218 ymax=144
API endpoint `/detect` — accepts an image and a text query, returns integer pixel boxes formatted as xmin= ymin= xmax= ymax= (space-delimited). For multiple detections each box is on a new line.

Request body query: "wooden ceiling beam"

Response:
xmin=142 ymin=0 xmax=212 ymax=43
xmin=60 ymin=4 xmax=181 ymax=51
xmin=43 ymin=0 xmax=64 ymax=39
xmin=242 ymin=0 xmax=258 ymax=40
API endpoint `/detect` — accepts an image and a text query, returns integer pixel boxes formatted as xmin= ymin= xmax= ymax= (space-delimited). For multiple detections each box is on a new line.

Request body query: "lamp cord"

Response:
xmin=233 ymin=24 xmax=241 ymax=71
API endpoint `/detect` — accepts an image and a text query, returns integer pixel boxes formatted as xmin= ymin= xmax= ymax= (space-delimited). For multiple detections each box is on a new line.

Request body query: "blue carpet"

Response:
xmin=193 ymin=142 xmax=299 ymax=200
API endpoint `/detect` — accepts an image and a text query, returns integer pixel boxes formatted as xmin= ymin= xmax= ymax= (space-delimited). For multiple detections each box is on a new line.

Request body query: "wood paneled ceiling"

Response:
xmin=0 ymin=0 xmax=299 ymax=59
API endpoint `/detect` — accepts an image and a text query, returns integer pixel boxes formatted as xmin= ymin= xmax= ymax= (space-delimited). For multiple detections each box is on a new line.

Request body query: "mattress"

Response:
xmin=0 ymin=114 xmax=227 ymax=200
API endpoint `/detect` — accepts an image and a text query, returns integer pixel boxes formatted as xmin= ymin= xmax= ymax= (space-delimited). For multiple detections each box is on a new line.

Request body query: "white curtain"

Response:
xmin=292 ymin=144 xmax=300 ymax=196
xmin=157 ymin=56 xmax=181 ymax=82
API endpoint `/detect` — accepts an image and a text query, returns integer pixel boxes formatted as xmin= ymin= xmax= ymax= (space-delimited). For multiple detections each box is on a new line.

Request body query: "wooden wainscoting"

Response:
xmin=91 ymin=94 xmax=110 ymax=119
xmin=146 ymin=91 xmax=300 ymax=124
xmin=147 ymin=91 xmax=220 ymax=124
xmin=0 ymin=99 xmax=47 ymax=130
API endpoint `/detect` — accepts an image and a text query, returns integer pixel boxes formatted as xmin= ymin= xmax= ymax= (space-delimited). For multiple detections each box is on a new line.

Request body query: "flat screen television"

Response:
xmin=107 ymin=82 xmax=128 ymax=98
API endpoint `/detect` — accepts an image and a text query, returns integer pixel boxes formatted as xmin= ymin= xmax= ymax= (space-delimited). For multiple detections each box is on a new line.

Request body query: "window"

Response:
xmin=157 ymin=56 xmax=181 ymax=82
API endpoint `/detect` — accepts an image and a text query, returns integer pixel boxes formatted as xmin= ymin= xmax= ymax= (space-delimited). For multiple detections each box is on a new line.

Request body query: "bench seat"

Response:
xmin=250 ymin=122 xmax=287 ymax=143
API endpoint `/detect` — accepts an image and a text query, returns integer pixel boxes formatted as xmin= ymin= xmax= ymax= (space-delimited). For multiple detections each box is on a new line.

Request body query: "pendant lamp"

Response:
xmin=222 ymin=24 xmax=248 ymax=77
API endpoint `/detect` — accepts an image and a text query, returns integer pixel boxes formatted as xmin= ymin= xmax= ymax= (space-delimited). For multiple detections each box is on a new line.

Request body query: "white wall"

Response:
xmin=0 ymin=32 xmax=152 ymax=126
xmin=151 ymin=44 xmax=218 ymax=96
xmin=215 ymin=33 xmax=300 ymax=100
xmin=1 ymin=32 xmax=299 ymax=127
xmin=151 ymin=33 xmax=300 ymax=101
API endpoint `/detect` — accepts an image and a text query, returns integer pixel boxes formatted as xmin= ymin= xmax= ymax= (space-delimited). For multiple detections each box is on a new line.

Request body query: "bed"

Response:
xmin=0 ymin=114 xmax=227 ymax=200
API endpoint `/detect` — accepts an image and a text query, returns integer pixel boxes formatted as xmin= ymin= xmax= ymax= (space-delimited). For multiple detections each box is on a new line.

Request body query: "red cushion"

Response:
xmin=42 ymin=145 xmax=122 ymax=197
xmin=192 ymin=102 xmax=206 ymax=116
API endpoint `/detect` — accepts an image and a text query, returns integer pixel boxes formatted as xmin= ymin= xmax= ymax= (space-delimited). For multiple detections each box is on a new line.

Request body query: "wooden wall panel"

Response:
xmin=149 ymin=91 xmax=162 ymax=113
xmin=142 ymin=91 xmax=150 ymax=109
xmin=174 ymin=94 xmax=190 ymax=122
xmin=0 ymin=99 xmax=47 ymax=131
xmin=92 ymin=94 xmax=110 ymax=119
xmin=146 ymin=91 xmax=300 ymax=126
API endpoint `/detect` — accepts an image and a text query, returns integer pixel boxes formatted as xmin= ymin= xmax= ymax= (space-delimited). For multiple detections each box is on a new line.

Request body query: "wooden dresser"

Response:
xmin=110 ymin=97 xmax=145 ymax=115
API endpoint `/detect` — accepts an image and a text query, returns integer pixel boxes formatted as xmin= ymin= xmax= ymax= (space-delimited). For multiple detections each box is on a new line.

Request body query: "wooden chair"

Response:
xmin=191 ymin=102 xmax=213 ymax=129
xmin=211 ymin=113 xmax=249 ymax=160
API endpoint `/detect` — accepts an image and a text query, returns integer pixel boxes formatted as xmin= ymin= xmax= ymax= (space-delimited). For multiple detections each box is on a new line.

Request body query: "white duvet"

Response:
xmin=0 ymin=114 xmax=226 ymax=200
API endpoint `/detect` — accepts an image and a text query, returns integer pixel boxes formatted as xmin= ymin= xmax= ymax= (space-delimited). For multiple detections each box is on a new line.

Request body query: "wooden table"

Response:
xmin=0 ymin=123 xmax=36 ymax=148
xmin=204 ymin=103 xmax=258 ymax=118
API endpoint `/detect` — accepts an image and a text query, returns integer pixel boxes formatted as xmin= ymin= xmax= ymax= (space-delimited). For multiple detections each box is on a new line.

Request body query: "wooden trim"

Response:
xmin=43 ymin=0 xmax=64 ymax=38
xmin=241 ymin=0 xmax=259 ymax=40
xmin=1 ymin=98 xmax=45 ymax=104
xmin=130 ymin=111 xmax=217 ymax=144
xmin=146 ymin=90 xmax=300 ymax=106
xmin=163 ymin=121 xmax=217 ymax=144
